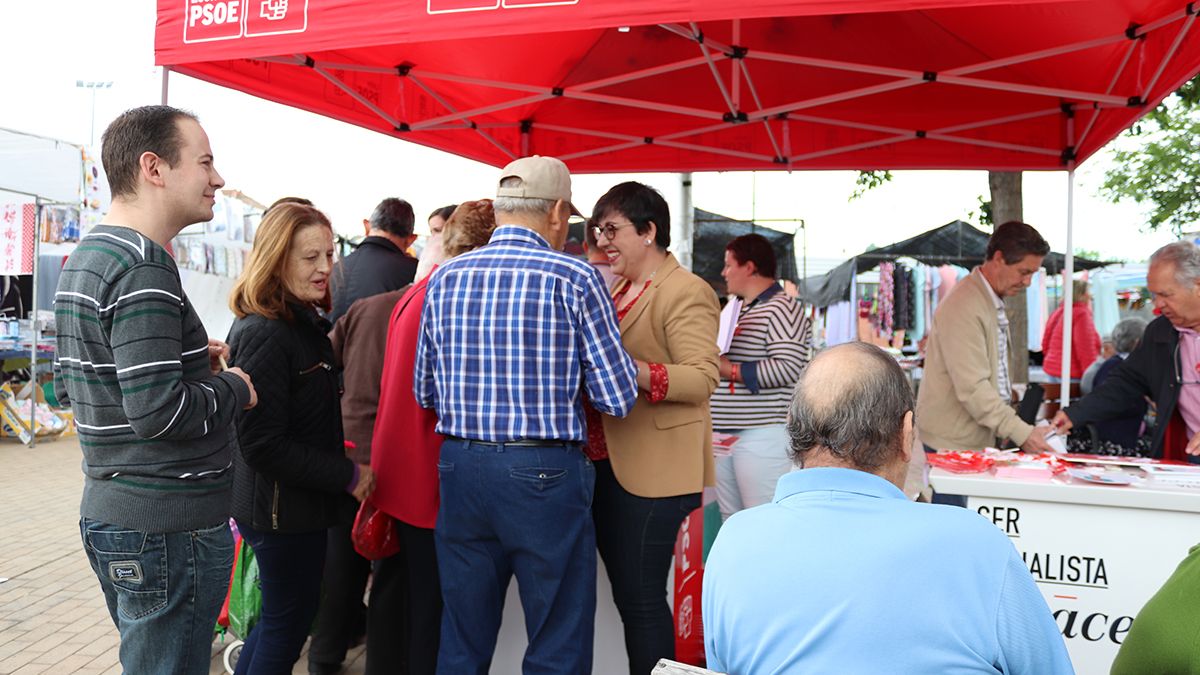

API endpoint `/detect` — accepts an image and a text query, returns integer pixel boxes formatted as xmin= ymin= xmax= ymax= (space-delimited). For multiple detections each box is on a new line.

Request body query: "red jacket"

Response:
xmin=371 ymin=274 xmax=443 ymax=529
xmin=1041 ymin=302 xmax=1101 ymax=380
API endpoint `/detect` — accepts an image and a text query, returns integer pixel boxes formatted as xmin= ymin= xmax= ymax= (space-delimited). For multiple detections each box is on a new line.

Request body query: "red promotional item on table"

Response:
xmin=352 ymin=499 xmax=400 ymax=560
xmin=926 ymin=450 xmax=995 ymax=474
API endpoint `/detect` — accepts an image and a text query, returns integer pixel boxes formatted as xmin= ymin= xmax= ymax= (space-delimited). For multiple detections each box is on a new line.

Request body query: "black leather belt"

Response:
xmin=449 ymin=437 xmax=577 ymax=448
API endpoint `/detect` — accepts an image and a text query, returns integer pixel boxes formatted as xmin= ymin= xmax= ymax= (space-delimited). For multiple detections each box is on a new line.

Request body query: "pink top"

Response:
xmin=1175 ymin=327 xmax=1200 ymax=439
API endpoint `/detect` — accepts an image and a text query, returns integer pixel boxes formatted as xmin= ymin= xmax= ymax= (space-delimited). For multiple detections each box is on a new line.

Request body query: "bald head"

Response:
xmin=787 ymin=342 xmax=914 ymax=473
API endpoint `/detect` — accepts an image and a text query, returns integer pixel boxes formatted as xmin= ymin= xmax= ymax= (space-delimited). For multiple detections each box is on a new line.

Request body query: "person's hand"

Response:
xmin=718 ymin=357 xmax=734 ymax=380
xmin=1020 ymin=429 xmax=1056 ymax=454
xmin=352 ymin=463 xmax=376 ymax=502
xmin=227 ymin=367 xmax=257 ymax=410
xmin=1187 ymin=433 xmax=1200 ymax=456
xmin=1051 ymin=410 xmax=1073 ymax=434
xmin=208 ymin=339 xmax=230 ymax=375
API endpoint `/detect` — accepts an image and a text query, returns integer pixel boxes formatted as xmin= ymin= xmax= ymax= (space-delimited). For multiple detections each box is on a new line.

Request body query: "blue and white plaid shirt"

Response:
xmin=414 ymin=225 xmax=638 ymax=442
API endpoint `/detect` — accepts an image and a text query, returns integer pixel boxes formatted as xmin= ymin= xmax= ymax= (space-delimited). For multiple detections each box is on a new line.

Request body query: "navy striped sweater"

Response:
xmin=54 ymin=225 xmax=251 ymax=533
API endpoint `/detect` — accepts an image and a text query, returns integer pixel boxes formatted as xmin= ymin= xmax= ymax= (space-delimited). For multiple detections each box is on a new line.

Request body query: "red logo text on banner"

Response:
xmin=673 ymin=506 xmax=706 ymax=665
xmin=244 ymin=0 xmax=309 ymax=37
xmin=184 ymin=0 xmax=244 ymax=42
xmin=0 ymin=204 xmax=35 ymax=275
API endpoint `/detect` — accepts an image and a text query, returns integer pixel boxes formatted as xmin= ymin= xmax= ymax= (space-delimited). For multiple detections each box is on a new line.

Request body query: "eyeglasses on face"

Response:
xmin=590 ymin=222 xmax=632 ymax=241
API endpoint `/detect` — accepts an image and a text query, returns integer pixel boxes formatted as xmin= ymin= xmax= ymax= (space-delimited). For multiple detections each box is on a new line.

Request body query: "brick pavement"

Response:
xmin=0 ymin=437 xmax=365 ymax=675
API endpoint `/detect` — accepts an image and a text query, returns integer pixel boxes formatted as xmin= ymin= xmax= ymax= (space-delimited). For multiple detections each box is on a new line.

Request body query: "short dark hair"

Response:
xmin=428 ymin=205 xmax=457 ymax=223
xmin=986 ymin=221 xmax=1050 ymax=264
xmin=726 ymin=234 xmax=777 ymax=278
xmin=101 ymin=105 xmax=198 ymax=199
xmin=591 ymin=182 xmax=671 ymax=249
xmin=369 ymin=198 xmax=415 ymax=237
xmin=265 ymin=196 xmax=313 ymax=215
xmin=787 ymin=342 xmax=914 ymax=470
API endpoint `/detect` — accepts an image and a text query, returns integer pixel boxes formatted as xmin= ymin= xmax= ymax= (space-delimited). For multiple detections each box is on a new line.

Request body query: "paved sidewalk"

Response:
xmin=0 ymin=437 xmax=365 ymax=674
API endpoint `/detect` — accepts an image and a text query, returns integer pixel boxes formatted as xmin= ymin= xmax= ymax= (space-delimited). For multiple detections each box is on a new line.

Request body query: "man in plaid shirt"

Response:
xmin=415 ymin=155 xmax=638 ymax=674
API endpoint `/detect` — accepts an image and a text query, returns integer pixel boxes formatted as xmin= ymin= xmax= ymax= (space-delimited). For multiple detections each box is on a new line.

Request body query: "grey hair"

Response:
xmin=786 ymin=342 xmax=914 ymax=470
xmin=493 ymin=176 xmax=556 ymax=218
xmin=1150 ymin=241 xmax=1200 ymax=286
xmin=1110 ymin=317 xmax=1147 ymax=354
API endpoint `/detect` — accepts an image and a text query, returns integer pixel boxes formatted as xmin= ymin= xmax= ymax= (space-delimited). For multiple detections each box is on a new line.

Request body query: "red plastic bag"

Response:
xmin=352 ymin=499 xmax=400 ymax=560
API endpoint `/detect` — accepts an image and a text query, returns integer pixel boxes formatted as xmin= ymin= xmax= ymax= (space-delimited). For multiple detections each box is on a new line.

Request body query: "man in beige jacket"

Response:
xmin=917 ymin=221 xmax=1056 ymax=456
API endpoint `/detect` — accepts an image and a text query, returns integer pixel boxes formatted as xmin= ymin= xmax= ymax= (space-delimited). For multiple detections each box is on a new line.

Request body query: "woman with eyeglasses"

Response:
xmin=584 ymin=181 xmax=720 ymax=675
xmin=226 ymin=203 xmax=375 ymax=674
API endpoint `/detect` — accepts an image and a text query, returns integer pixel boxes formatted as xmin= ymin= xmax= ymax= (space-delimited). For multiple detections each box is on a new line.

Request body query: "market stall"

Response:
xmin=931 ymin=454 xmax=1200 ymax=673
xmin=0 ymin=127 xmax=103 ymax=445
xmin=797 ymin=220 xmax=1108 ymax=349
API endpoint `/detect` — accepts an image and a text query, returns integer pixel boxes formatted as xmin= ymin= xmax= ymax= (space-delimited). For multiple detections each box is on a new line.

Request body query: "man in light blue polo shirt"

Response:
xmin=703 ymin=342 xmax=1073 ymax=675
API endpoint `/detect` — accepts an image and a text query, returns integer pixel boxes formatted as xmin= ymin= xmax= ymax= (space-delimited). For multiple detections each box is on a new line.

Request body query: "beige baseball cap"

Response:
xmin=496 ymin=155 xmax=581 ymax=216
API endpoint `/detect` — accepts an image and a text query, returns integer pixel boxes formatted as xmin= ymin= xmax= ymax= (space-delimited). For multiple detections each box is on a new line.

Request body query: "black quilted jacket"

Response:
xmin=227 ymin=302 xmax=356 ymax=533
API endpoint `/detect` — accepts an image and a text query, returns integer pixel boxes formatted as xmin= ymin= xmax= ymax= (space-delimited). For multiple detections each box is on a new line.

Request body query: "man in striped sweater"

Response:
xmin=712 ymin=234 xmax=814 ymax=520
xmin=54 ymin=106 xmax=256 ymax=674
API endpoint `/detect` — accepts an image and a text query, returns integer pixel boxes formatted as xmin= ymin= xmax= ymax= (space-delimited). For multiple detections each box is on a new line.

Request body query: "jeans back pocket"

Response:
xmin=509 ymin=467 xmax=567 ymax=491
xmin=83 ymin=521 xmax=169 ymax=620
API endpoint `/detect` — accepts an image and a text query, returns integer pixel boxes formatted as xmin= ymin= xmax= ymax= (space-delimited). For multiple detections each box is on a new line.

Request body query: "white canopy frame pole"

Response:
xmin=28 ymin=198 xmax=41 ymax=447
xmin=678 ymin=173 xmax=694 ymax=271
xmin=161 ymin=66 xmax=170 ymax=105
xmin=1060 ymin=111 xmax=1077 ymax=410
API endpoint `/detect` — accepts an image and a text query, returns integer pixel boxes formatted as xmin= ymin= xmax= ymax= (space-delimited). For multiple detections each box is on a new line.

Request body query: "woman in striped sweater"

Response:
xmin=712 ymin=234 xmax=815 ymax=520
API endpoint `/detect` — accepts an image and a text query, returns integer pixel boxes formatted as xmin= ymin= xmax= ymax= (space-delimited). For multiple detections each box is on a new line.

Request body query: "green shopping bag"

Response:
xmin=227 ymin=537 xmax=262 ymax=639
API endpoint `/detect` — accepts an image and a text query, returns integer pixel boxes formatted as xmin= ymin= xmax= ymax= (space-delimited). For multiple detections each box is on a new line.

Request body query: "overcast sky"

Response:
xmin=0 ymin=0 xmax=1178 ymax=263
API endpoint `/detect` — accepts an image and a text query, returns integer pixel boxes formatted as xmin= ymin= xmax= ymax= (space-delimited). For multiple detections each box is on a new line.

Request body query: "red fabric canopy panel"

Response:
xmin=156 ymin=0 xmax=1200 ymax=172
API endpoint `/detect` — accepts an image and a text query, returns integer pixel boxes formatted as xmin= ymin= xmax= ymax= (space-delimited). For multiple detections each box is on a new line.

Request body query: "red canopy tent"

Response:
xmin=155 ymin=0 xmax=1199 ymax=174
xmin=156 ymin=0 xmax=1199 ymax=410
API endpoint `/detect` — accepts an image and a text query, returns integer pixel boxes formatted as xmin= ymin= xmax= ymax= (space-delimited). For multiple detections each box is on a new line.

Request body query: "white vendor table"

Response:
xmin=931 ymin=467 xmax=1200 ymax=674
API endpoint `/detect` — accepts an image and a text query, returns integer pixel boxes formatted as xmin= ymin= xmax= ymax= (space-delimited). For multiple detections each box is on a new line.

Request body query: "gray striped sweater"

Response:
xmin=711 ymin=285 xmax=814 ymax=429
xmin=54 ymin=225 xmax=251 ymax=533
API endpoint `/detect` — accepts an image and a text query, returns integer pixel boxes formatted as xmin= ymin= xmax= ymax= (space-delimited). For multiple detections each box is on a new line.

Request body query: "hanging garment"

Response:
xmin=878 ymin=262 xmax=895 ymax=336
xmin=825 ymin=300 xmax=856 ymax=346
xmin=938 ymin=265 xmax=958 ymax=300
xmin=912 ymin=264 xmax=927 ymax=342
xmin=1091 ymin=273 xmax=1120 ymax=337
xmin=893 ymin=263 xmax=911 ymax=331
xmin=1026 ymin=270 xmax=1043 ymax=351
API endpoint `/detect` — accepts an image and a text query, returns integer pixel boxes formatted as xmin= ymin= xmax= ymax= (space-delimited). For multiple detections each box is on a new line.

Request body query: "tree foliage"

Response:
xmin=1100 ymin=76 xmax=1200 ymax=234
xmin=849 ymin=170 xmax=893 ymax=201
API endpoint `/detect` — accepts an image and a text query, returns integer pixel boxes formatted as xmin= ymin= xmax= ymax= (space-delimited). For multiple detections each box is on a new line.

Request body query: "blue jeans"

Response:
xmin=233 ymin=522 xmax=327 ymax=675
xmin=592 ymin=459 xmax=700 ymax=675
xmin=435 ymin=438 xmax=596 ymax=675
xmin=80 ymin=517 xmax=234 ymax=675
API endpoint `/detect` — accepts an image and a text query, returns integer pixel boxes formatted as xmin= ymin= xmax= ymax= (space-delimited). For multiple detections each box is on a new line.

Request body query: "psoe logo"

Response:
xmin=183 ymin=0 xmax=309 ymax=44
xmin=428 ymin=0 xmax=579 ymax=16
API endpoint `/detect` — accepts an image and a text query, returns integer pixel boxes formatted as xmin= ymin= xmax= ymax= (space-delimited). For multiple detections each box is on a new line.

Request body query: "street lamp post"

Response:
xmin=76 ymin=80 xmax=112 ymax=147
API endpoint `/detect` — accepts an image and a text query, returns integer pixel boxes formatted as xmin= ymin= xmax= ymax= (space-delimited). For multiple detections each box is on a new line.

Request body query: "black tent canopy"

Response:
xmin=798 ymin=220 xmax=1107 ymax=308
xmin=691 ymin=208 xmax=799 ymax=297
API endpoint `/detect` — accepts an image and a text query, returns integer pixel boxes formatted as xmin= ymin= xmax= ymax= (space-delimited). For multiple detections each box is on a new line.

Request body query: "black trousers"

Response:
xmin=308 ymin=522 xmax=371 ymax=667
xmin=592 ymin=459 xmax=700 ymax=675
xmin=366 ymin=519 xmax=442 ymax=675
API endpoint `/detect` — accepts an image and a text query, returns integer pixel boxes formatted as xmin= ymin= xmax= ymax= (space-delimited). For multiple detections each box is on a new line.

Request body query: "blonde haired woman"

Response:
xmin=226 ymin=202 xmax=374 ymax=674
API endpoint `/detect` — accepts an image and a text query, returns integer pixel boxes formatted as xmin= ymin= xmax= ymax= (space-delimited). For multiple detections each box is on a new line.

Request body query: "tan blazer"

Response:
xmin=916 ymin=268 xmax=1033 ymax=450
xmin=600 ymin=254 xmax=721 ymax=498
